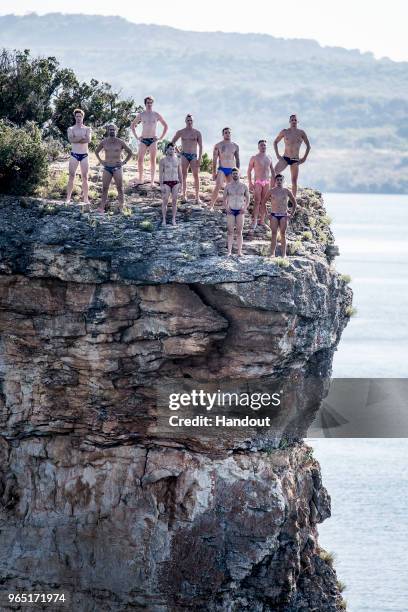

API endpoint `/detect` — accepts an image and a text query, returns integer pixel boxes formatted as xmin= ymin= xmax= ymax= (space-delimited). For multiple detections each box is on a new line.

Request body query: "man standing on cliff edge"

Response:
xmin=247 ymin=139 xmax=275 ymax=230
xmin=66 ymin=109 xmax=92 ymax=205
xmin=210 ymin=127 xmax=240 ymax=209
xmin=273 ymin=114 xmax=311 ymax=198
xmin=223 ymin=168 xmax=249 ymax=256
xmin=94 ymin=123 xmax=133 ymax=214
xmin=171 ymin=114 xmax=203 ymax=204
xmin=131 ymin=96 xmax=168 ymax=187
xmin=267 ymin=174 xmax=297 ymax=258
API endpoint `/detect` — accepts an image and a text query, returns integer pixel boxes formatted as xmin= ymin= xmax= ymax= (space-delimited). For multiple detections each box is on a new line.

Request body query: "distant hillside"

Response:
xmin=1 ymin=13 xmax=408 ymax=193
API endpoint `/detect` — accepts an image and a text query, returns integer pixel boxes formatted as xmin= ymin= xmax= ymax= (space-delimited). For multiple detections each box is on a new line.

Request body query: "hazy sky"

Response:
xmin=1 ymin=1 xmax=407 ymax=62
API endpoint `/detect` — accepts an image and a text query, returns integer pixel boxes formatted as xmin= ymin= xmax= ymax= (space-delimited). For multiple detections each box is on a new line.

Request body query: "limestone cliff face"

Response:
xmin=0 ymin=190 xmax=351 ymax=611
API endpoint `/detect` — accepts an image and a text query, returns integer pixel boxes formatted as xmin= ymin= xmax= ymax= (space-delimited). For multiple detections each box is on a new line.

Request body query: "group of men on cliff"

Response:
xmin=66 ymin=96 xmax=311 ymax=256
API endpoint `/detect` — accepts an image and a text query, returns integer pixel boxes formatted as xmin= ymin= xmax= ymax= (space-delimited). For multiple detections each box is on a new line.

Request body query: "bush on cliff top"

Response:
xmin=0 ymin=120 xmax=48 ymax=195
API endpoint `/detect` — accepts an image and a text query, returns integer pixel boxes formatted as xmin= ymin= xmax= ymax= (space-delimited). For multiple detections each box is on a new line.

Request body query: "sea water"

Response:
xmin=311 ymin=193 xmax=408 ymax=612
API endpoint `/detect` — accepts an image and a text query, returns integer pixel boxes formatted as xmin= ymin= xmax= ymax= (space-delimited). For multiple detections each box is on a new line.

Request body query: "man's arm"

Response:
xmin=121 ymin=141 xmax=133 ymax=165
xmin=299 ymin=131 xmax=311 ymax=163
xmin=262 ymin=187 xmax=272 ymax=206
xmin=94 ymin=141 xmax=105 ymax=165
xmin=67 ymin=127 xmax=75 ymax=144
xmin=286 ymin=188 xmax=297 ymax=216
xmin=197 ymin=131 xmax=203 ymax=162
xmin=247 ymin=157 xmax=255 ymax=190
xmin=269 ymin=158 xmax=276 ymax=188
xmin=223 ymin=184 xmax=230 ymax=210
xmin=131 ymin=114 xmax=141 ymax=140
xmin=273 ymin=130 xmax=285 ymax=160
xmin=178 ymin=158 xmax=182 ymax=185
xmin=77 ymin=127 xmax=92 ymax=144
xmin=159 ymin=159 xmax=164 ymax=186
xmin=234 ymin=145 xmax=240 ymax=169
xmin=156 ymin=113 xmax=168 ymax=140
xmin=171 ymin=130 xmax=182 ymax=146
xmin=243 ymin=185 xmax=250 ymax=211
xmin=212 ymin=145 xmax=219 ymax=179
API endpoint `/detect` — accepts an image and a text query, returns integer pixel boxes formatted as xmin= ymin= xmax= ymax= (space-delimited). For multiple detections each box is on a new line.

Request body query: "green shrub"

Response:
xmin=319 ymin=549 xmax=335 ymax=567
xmin=0 ymin=120 xmax=48 ymax=195
xmin=302 ymin=230 xmax=313 ymax=241
xmin=288 ymin=240 xmax=303 ymax=255
xmin=340 ymin=274 xmax=352 ymax=283
xmin=345 ymin=306 xmax=357 ymax=317
xmin=139 ymin=219 xmax=154 ymax=232
xmin=200 ymin=152 xmax=212 ymax=173
xmin=274 ymin=256 xmax=290 ymax=267
xmin=43 ymin=137 xmax=66 ymax=161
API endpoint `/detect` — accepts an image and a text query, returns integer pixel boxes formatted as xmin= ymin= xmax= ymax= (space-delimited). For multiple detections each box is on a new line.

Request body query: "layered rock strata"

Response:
xmin=0 ymin=189 xmax=352 ymax=610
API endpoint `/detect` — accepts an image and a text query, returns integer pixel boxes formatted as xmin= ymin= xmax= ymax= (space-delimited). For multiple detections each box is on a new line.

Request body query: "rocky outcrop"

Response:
xmin=0 ymin=188 xmax=351 ymax=610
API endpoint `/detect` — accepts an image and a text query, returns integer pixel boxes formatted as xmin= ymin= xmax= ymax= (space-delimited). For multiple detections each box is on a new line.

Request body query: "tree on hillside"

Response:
xmin=52 ymin=78 xmax=141 ymax=142
xmin=0 ymin=49 xmax=140 ymax=143
xmin=0 ymin=49 xmax=75 ymax=126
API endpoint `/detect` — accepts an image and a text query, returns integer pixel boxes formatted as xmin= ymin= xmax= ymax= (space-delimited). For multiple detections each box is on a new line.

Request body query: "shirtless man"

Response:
xmin=66 ymin=109 xmax=92 ymax=204
xmin=247 ymin=139 xmax=275 ymax=230
xmin=131 ymin=96 xmax=168 ymax=186
xmin=159 ymin=143 xmax=182 ymax=227
xmin=171 ymin=114 xmax=203 ymax=204
xmin=210 ymin=127 xmax=240 ymax=209
xmin=223 ymin=168 xmax=250 ymax=257
xmin=267 ymin=174 xmax=297 ymax=258
xmin=273 ymin=114 xmax=311 ymax=198
xmin=94 ymin=123 xmax=133 ymax=214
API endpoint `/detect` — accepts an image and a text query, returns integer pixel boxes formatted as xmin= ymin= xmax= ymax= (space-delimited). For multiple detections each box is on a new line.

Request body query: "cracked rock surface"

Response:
xmin=0 ymin=188 xmax=351 ymax=610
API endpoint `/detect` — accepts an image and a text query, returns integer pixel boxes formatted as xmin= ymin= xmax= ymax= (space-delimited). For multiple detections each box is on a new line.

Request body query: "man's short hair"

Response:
xmin=106 ymin=123 xmax=117 ymax=131
xmin=258 ymin=139 xmax=266 ymax=145
xmin=73 ymin=108 xmax=85 ymax=117
xmin=144 ymin=96 xmax=154 ymax=104
xmin=222 ymin=127 xmax=231 ymax=134
xmin=276 ymin=174 xmax=284 ymax=179
xmin=231 ymin=167 xmax=239 ymax=172
xmin=186 ymin=114 xmax=193 ymax=119
xmin=289 ymin=114 xmax=297 ymax=120
xmin=165 ymin=142 xmax=174 ymax=151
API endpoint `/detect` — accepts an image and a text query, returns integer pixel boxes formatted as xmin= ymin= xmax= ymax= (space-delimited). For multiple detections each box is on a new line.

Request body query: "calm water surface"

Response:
xmin=311 ymin=193 xmax=408 ymax=612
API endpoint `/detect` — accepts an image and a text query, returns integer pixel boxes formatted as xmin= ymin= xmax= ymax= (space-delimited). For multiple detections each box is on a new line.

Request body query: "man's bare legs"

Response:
xmin=161 ymin=184 xmax=170 ymax=225
xmin=227 ymin=213 xmax=245 ymax=256
xmin=236 ymin=213 xmax=245 ymax=256
xmin=67 ymin=156 xmax=90 ymax=204
xmin=253 ymin=183 xmax=269 ymax=228
xmin=98 ymin=169 xmax=113 ymax=213
xmin=191 ymin=160 xmax=201 ymax=202
xmin=259 ymin=184 xmax=269 ymax=225
xmin=181 ymin=159 xmax=201 ymax=203
xmin=290 ymin=163 xmax=299 ymax=198
xmin=180 ymin=157 xmax=190 ymax=201
xmin=210 ymin=172 xmax=228 ymax=209
xmin=170 ymin=184 xmax=178 ymax=225
xmin=274 ymin=158 xmax=288 ymax=175
xmin=226 ymin=213 xmax=235 ymax=256
xmin=112 ymin=169 xmax=124 ymax=211
xmin=137 ymin=142 xmax=148 ymax=184
xmin=80 ymin=157 xmax=89 ymax=203
xmin=149 ymin=144 xmax=158 ymax=186
xmin=269 ymin=217 xmax=288 ymax=257
xmin=274 ymin=158 xmax=299 ymax=199
xmin=66 ymin=157 xmax=78 ymax=202
xmin=161 ymin=184 xmax=178 ymax=226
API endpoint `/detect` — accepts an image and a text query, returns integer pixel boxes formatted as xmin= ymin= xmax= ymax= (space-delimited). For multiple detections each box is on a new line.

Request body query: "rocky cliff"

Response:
xmin=0 ymin=188 xmax=352 ymax=611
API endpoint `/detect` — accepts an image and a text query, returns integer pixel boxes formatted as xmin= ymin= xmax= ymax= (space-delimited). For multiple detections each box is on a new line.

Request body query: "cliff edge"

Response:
xmin=0 ymin=188 xmax=352 ymax=610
